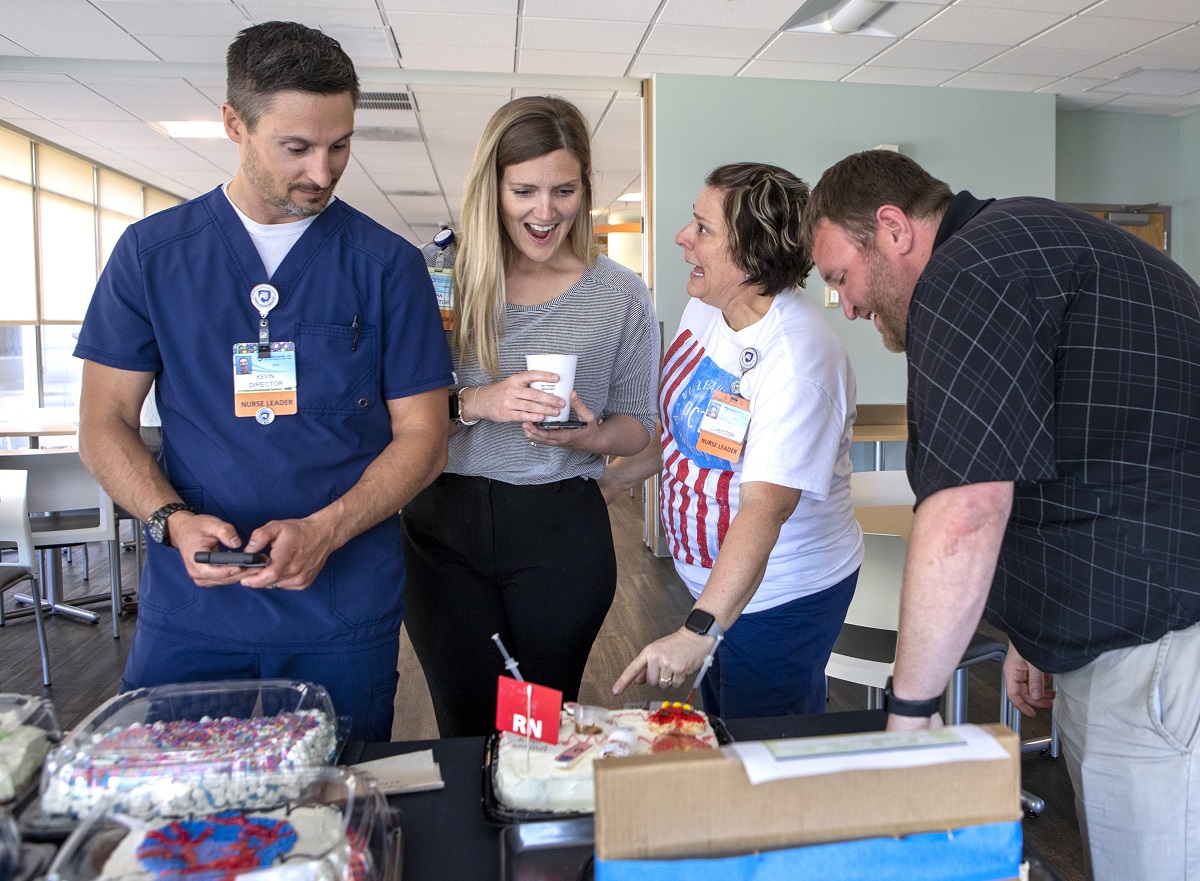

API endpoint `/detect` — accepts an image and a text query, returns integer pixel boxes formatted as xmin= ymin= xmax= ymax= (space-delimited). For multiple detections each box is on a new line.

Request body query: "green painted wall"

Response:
xmin=650 ymin=74 xmax=1057 ymax=404
xmin=1176 ymin=112 xmax=1200 ymax=278
xmin=1055 ymin=108 xmax=1200 ymax=279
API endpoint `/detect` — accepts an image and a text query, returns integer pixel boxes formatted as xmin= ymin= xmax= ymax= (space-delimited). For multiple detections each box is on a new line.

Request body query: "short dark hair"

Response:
xmin=706 ymin=163 xmax=812 ymax=297
xmin=226 ymin=21 xmax=360 ymax=130
xmin=801 ymin=150 xmax=953 ymax=249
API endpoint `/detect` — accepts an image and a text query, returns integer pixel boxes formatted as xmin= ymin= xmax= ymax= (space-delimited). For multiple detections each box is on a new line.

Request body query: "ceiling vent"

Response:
xmin=359 ymin=91 xmax=413 ymax=111
xmin=354 ymin=127 xmax=422 ymax=142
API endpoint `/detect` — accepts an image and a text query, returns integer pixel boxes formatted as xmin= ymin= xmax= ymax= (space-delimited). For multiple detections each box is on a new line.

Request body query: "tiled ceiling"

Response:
xmin=1 ymin=0 xmax=1198 ymax=245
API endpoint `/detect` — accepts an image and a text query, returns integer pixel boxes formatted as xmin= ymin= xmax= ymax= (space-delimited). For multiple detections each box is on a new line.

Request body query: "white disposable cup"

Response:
xmin=525 ymin=353 xmax=578 ymax=421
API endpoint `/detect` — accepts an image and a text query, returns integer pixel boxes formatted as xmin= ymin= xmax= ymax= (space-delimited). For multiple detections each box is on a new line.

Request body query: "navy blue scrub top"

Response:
xmin=75 ymin=188 xmax=453 ymax=652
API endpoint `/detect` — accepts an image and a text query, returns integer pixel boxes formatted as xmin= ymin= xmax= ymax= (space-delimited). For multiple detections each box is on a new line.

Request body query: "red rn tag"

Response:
xmin=495 ymin=676 xmax=562 ymax=745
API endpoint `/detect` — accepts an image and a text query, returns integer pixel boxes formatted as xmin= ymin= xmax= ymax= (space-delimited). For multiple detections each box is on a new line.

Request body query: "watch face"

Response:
xmin=686 ymin=609 xmax=716 ymax=635
xmin=148 ymin=517 xmax=166 ymax=545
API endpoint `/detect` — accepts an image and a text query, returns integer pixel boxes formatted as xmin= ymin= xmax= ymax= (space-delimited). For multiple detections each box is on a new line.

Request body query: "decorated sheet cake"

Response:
xmin=40 ymin=681 xmax=337 ymax=820
xmin=46 ymin=769 xmax=398 ymax=881
xmin=491 ymin=702 xmax=719 ymax=816
xmin=0 ymin=695 xmax=60 ymax=803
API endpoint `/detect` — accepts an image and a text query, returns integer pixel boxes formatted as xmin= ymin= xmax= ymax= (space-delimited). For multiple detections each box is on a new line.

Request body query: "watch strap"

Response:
xmin=455 ymin=386 xmax=480 ymax=426
xmin=883 ymin=676 xmax=942 ymax=717
xmin=148 ymin=502 xmax=192 ymax=547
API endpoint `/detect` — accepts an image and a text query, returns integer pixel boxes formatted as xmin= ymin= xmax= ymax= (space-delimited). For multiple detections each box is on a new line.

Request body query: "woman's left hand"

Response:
xmin=522 ymin=391 xmax=603 ymax=450
xmin=611 ymin=628 xmax=715 ymax=696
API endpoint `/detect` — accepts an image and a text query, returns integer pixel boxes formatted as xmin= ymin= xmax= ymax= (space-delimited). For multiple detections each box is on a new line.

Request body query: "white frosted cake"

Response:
xmin=41 ymin=710 xmax=336 ymax=819
xmin=0 ymin=708 xmax=51 ymax=801
xmin=493 ymin=703 xmax=718 ymax=814
xmin=96 ymin=805 xmax=359 ymax=881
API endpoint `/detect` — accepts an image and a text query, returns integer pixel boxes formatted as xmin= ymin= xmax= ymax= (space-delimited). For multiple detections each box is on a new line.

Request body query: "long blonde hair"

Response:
xmin=453 ymin=96 xmax=596 ymax=377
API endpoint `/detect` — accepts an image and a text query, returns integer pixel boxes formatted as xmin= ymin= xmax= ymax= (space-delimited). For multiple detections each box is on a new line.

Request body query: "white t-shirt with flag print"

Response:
xmin=660 ymin=290 xmax=864 ymax=614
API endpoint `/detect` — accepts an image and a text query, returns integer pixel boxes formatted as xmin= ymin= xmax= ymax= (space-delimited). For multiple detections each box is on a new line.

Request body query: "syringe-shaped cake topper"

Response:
xmin=685 ymin=633 xmax=724 ymax=706
xmin=491 ymin=632 xmax=524 ymax=681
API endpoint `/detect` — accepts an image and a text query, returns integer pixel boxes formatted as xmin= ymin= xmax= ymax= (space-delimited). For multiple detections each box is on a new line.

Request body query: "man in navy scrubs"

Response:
xmin=75 ymin=21 xmax=452 ymax=741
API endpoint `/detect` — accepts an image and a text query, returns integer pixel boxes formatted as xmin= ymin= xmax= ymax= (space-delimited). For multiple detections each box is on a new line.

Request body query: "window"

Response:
xmin=0 ymin=123 xmax=182 ymax=431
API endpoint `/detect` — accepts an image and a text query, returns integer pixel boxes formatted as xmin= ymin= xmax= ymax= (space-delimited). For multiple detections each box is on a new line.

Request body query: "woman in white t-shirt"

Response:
xmin=605 ymin=163 xmax=863 ymax=719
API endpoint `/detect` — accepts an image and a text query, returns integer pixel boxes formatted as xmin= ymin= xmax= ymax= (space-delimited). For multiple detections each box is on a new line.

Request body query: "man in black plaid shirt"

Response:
xmin=803 ymin=150 xmax=1200 ymax=881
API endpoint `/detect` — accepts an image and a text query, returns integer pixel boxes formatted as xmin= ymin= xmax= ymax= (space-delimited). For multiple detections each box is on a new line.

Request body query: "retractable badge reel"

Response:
xmin=232 ymin=283 xmax=298 ymax=423
xmin=697 ymin=347 xmax=758 ymax=463
xmin=429 ymin=228 xmax=456 ymax=331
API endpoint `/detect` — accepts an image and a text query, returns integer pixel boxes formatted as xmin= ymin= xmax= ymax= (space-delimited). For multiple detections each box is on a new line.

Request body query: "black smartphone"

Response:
xmin=194 ymin=551 xmax=270 ymax=567
xmin=536 ymin=420 xmax=586 ymax=430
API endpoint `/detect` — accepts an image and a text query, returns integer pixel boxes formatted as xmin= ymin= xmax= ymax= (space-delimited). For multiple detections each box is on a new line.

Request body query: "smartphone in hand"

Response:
xmin=194 ymin=551 xmax=270 ymax=567
xmin=535 ymin=420 xmax=586 ymax=430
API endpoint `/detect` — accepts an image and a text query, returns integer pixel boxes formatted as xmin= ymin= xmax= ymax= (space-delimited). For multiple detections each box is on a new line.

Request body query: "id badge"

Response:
xmin=430 ymin=268 xmax=454 ymax=331
xmin=696 ymin=390 xmax=751 ymax=462
xmin=233 ymin=342 xmax=298 ymax=422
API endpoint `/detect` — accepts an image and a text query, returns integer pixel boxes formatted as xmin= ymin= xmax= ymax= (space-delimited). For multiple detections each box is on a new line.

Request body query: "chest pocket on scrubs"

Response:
xmin=295 ymin=322 xmax=379 ymax=414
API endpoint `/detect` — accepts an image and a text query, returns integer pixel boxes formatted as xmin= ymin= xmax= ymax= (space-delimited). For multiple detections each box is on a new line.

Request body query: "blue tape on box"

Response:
xmin=594 ymin=820 xmax=1022 ymax=881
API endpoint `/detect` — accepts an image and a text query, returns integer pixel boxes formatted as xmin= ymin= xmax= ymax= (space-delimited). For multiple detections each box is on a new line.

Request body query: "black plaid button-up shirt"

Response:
xmin=906 ymin=192 xmax=1200 ymax=673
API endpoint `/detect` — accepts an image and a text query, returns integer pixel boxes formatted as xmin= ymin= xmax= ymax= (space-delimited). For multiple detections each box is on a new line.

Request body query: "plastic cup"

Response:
xmin=525 ymin=354 xmax=577 ymax=422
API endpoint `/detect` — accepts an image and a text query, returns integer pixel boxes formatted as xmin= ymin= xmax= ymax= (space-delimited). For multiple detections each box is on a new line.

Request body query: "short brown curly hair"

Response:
xmin=705 ymin=163 xmax=813 ymax=297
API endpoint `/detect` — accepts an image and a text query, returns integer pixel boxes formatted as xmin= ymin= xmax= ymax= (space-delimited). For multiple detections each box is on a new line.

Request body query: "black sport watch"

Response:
xmin=147 ymin=502 xmax=192 ymax=547
xmin=882 ymin=676 xmax=942 ymax=718
xmin=684 ymin=607 xmax=726 ymax=640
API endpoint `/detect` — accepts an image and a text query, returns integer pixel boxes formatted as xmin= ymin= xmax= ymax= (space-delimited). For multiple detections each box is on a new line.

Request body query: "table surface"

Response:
xmin=854 ymin=504 xmax=913 ymax=541
xmin=0 ymin=409 xmax=78 ymax=438
xmin=851 ymin=422 xmax=907 ymax=444
xmin=352 ymin=710 xmax=889 ymax=881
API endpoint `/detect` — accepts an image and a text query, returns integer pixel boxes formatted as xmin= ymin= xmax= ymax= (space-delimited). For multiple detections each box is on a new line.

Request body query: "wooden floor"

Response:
xmin=1 ymin=493 xmax=1083 ymax=879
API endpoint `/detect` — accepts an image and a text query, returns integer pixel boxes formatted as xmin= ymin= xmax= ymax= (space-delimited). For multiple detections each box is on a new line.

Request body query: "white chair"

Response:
xmin=0 ymin=449 xmax=123 ymax=637
xmin=825 ymin=532 xmax=914 ymax=701
xmin=828 ymin=532 xmax=1011 ymax=719
xmin=0 ymin=469 xmax=51 ymax=685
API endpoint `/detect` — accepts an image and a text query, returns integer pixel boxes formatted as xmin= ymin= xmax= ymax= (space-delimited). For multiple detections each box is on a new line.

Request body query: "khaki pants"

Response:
xmin=1055 ymin=622 xmax=1200 ymax=881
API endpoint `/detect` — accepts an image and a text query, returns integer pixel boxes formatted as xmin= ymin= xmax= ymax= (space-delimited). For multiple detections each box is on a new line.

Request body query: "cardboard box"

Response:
xmin=594 ymin=723 xmax=1020 ymax=862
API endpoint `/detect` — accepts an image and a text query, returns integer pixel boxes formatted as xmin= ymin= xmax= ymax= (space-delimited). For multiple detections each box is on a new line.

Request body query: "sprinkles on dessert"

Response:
xmin=41 ymin=710 xmax=336 ymax=819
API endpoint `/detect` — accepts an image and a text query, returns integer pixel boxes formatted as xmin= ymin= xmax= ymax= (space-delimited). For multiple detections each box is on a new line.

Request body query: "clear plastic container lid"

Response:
xmin=41 ymin=680 xmax=338 ymax=820
xmin=46 ymin=768 xmax=400 ymax=881
xmin=0 ymin=808 xmax=20 ymax=880
xmin=0 ymin=694 xmax=61 ymax=804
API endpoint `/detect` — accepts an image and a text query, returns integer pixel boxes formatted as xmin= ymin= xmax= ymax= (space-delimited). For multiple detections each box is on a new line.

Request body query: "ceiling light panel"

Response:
xmin=1092 ymin=68 xmax=1200 ymax=96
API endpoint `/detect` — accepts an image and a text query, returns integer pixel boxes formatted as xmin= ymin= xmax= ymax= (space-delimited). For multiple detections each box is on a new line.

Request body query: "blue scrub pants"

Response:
xmin=120 ymin=626 xmax=400 ymax=742
xmin=700 ymin=568 xmax=858 ymax=720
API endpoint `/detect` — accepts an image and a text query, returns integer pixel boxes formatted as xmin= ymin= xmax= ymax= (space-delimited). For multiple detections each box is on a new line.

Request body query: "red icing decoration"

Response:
xmin=136 ymin=812 xmax=297 ymax=881
xmin=648 ymin=704 xmax=705 ymax=732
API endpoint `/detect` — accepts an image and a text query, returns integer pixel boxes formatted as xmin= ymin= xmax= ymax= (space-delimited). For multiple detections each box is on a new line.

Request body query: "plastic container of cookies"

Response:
xmin=45 ymin=768 xmax=403 ymax=881
xmin=37 ymin=680 xmax=340 ymax=823
xmin=0 ymin=694 xmax=61 ymax=806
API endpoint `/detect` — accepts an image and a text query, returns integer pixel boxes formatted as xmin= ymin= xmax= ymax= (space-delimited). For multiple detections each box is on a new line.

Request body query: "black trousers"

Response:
xmin=401 ymin=473 xmax=617 ymax=737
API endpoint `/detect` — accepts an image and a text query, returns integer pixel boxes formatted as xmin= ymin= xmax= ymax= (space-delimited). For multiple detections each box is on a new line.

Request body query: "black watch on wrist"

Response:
xmin=684 ymin=607 xmax=726 ymax=640
xmin=882 ymin=676 xmax=942 ymax=718
xmin=147 ymin=502 xmax=192 ymax=547
xmin=448 ymin=390 xmax=461 ymax=422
